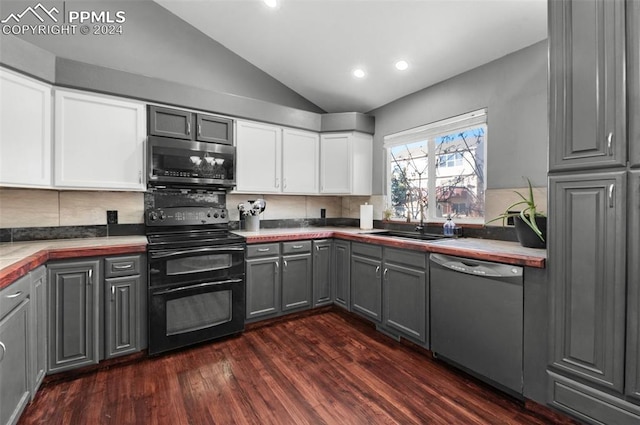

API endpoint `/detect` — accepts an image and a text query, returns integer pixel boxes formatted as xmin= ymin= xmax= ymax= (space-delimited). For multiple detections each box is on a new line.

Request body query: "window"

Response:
xmin=385 ymin=109 xmax=487 ymax=224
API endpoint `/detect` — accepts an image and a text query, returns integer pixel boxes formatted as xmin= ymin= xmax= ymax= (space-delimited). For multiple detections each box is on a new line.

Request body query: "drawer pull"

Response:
xmin=257 ymin=248 xmax=271 ymax=252
xmin=113 ymin=264 xmax=133 ymax=270
xmin=292 ymin=245 xmax=304 ymax=249
xmin=0 ymin=341 xmax=5 ymax=362
xmin=5 ymin=291 xmax=22 ymax=299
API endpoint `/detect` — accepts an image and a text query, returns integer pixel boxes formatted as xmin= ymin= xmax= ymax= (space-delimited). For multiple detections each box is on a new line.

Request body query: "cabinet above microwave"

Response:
xmin=148 ymin=105 xmax=233 ymax=145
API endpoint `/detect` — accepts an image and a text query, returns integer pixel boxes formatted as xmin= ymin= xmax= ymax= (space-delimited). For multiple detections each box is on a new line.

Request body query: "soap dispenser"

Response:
xmin=443 ymin=215 xmax=455 ymax=237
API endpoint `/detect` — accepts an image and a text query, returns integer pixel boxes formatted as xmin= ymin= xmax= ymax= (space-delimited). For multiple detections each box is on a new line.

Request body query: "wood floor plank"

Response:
xmin=18 ymin=310 xmax=578 ymax=425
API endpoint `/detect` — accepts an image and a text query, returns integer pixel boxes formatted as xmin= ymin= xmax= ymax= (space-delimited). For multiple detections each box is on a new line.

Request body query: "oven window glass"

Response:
xmin=166 ymin=290 xmax=232 ymax=335
xmin=166 ymin=254 xmax=231 ymax=275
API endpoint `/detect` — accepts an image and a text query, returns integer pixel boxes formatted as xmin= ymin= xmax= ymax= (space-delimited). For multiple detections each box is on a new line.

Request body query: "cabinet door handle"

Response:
xmin=275 ymin=177 xmax=280 ymax=189
xmin=139 ymin=170 xmax=142 ymax=184
xmin=316 ymin=245 xmax=320 ymax=252
xmin=375 ymin=265 xmax=380 ymax=278
xmin=607 ymin=132 xmax=613 ymax=155
xmin=187 ymin=122 xmax=191 ymax=135
xmin=275 ymin=261 xmax=279 ymax=271
xmin=283 ymin=178 xmax=287 ymax=189
xmin=608 ymin=183 xmax=615 ymax=208
xmin=111 ymin=285 xmax=115 ymax=301
xmin=198 ymin=124 xmax=202 ymax=137
xmin=383 ymin=268 xmax=388 ymax=280
xmin=5 ymin=291 xmax=22 ymax=299
xmin=284 ymin=260 xmax=288 ymax=270
xmin=88 ymin=269 xmax=93 ymax=285
xmin=0 ymin=341 xmax=5 ymax=363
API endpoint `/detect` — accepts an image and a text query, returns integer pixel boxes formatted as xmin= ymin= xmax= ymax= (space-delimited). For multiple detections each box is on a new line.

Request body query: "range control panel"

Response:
xmin=145 ymin=207 xmax=228 ymax=226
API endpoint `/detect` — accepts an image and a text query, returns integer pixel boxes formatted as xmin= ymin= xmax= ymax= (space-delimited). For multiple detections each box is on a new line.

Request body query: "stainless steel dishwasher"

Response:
xmin=429 ymin=253 xmax=524 ymax=396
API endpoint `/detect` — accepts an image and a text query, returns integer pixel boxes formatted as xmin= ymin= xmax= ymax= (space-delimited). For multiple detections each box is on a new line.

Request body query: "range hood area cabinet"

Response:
xmin=0 ymin=68 xmax=52 ymax=188
xmin=234 ymin=120 xmax=372 ymax=196
xmin=547 ymin=0 xmax=640 ymax=423
xmin=148 ymin=105 xmax=233 ymax=145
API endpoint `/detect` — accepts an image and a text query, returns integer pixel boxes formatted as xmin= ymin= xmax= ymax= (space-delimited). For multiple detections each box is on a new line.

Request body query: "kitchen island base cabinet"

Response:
xmin=350 ymin=243 xmax=382 ymax=322
xmin=47 ymin=260 xmax=101 ymax=374
xmin=0 ymin=275 xmax=31 ymax=425
xmin=333 ymin=240 xmax=351 ymax=310
xmin=382 ymin=249 xmax=427 ymax=345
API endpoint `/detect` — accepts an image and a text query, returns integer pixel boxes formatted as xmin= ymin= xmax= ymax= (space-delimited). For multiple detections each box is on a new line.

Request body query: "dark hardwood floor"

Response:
xmin=19 ymin=310 xmax=578 ymax=425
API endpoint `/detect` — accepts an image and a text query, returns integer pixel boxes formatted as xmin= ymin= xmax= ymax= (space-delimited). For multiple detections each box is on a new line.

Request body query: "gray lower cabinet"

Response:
xmin=29 ymin=266 xmax=47 ymax=397
xmin=382 ymin=248 xmax=427 ymax=344
xmin=104 ymin=255 xmax=145 ymax=359
xmin=312 ymin=240 xmax=333 ymax=307
xmin=333 ymin=240 xmax=351 ymax=310
xmin=549 ymin=172 xmax=626 ymax=392
xmin=0 ymin=275 xmax=31 ymax=425
xmin=246 ymin=244 xmax=281 ymax=320
xmin=47 ymin=259 xmax=101 ymax=373
xmin=281 ymin=242 xmax=312 ymax=311
xmin=350 ymin=243 xmax=382 ymax=322
xmin=626 ymin=170 xmax=640 ymax=400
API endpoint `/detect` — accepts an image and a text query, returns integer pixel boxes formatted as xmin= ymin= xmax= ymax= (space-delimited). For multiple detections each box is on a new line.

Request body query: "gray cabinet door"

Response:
xmin=148 ymin=105 xmax=194 ymax=140
xmin=29 ymin=266 xmax=47 ymax=397
xmin=47 ymin=260 xmax=101 ymax=373
xmin=246 ymin=257 xmax=280 ymax=320
xmin=196 ymin=113 xmax=233 ymax=145
xmin=105 ymin=275 xmax=139 ymax=359
xmin=383 ymin=261 xmax=427 ymax=344
xmin=626 ymin=171 xmax=640 ymax=400
xmin=313 ymin=240 xmax=333 ymax=307
xmin=351 ymin=254 xmax=382 ymax=322
xmin=550 ymin=172 xmax=626 ymax=392
xmin=0 ymin=289 xmax=30 ymax=425
xmin=281 ymin=253 xmax=312 ymax=312
xmin=629 ymin=0 xmax=640 ymax=168
xmin=549 ymin=0 xmax=626 ymax=171
xmin=333 ymin=240 xmax=351 ymax=310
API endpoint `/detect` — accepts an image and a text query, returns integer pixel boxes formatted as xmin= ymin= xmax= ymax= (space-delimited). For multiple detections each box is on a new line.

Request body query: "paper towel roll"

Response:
xmin=360 ymin=203 xmax=373 ymax=230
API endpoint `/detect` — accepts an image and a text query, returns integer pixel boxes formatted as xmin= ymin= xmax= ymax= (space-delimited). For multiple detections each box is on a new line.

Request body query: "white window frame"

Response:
xmin=384 ymin=109 xmax=488 ymax=224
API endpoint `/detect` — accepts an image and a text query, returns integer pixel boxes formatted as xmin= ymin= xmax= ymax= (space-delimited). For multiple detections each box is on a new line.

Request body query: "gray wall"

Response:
xmin=4 ymin=0 xmax=323 ymax=113
xmin=369 ymin=40 xmax=548 ymax=194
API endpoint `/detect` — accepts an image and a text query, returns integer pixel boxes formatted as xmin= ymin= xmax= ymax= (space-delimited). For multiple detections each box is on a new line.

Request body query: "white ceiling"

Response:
xmin=155 ymin=0 xmax=548 ymax=113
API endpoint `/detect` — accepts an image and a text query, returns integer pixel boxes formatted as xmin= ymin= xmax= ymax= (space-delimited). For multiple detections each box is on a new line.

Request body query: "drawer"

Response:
xmin=352 ymin=242 xmax=382 ymax=259
xmin=0 ymin=274 xmax=30 ymax=318
xmin=548 ymin=371 xmax=640 ymax=424
xmin=247 ymin=243 xmax=280 ymax=258
xmin=282 ymin=241 xmax=312 ymax=254
xmin=104 ymin=255 xmax=141 ymax=277
xmin=385 ymin=247 xmax=426 ymax=269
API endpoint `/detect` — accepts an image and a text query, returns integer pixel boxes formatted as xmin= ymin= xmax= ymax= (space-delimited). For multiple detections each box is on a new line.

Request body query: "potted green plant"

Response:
xmin=489 ymin=178 xmax=546 ymax=249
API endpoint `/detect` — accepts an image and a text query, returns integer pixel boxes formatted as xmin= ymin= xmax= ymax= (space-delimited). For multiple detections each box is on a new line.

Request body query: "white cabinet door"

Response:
xmin=320 ymin=133 xmax=352 ymax=194
xmin=0 ymin=69 xmax=52 ymax=188
xmin=350 ymin=132 xmax=373 ymax=196
xmin=54 ymin=90 xmax=145 ymax=191
xmin=282 ymin=128 xmax=319 ymax=194
xmin=235 ymin=120 xmax=282 ymax=193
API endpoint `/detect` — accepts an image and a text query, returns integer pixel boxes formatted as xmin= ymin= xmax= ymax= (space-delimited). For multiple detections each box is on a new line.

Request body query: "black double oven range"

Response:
xmin=145 ymin=109 xmax=244 ymax=356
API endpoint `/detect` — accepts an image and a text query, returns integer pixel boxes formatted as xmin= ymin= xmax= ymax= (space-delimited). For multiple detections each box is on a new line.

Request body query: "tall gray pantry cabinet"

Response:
xmin=547 ymin=0 xmax=640 ymax=423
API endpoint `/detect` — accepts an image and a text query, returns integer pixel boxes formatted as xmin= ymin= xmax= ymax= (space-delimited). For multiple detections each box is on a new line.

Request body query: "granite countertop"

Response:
xmin=0 ymin=236 xmax=148 ymax=290
xmin=234 ymin=227 xmax=546 ymax=268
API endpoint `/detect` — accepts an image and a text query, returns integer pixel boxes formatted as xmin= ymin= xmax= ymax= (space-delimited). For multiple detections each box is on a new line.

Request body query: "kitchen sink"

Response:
xmin=373 ymin=230 xmax=449 ymax=241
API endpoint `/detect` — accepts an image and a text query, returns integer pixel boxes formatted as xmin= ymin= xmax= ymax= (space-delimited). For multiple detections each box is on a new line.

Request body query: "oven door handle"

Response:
xmin=153 ymin=278 xmax=244 ymax=295
xmin=150 ymin=246 xmax=245 ymax=259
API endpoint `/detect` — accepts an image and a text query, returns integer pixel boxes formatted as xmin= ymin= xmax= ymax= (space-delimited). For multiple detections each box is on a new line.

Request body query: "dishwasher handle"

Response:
xmin=429 ymin=253 xmax=523 ymax=278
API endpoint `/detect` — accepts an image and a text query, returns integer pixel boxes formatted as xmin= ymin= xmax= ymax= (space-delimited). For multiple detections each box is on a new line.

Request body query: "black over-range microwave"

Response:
xmin=146 ymin=106 xmax=236 ymax=189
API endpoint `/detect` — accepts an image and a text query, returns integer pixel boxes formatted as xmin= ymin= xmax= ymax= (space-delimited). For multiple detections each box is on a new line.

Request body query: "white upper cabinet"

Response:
xmin=235 ymin=120 xmax=282 ymax=193
xmin=320 ymin=132 xmax=372 ymax=195
xmin=54 ymin=89 xmax=146 ymax=191
xmin=282 ymin=128 xmax=319 ymax=194
xmin=0 ymin=68 xmax=52 ymax=188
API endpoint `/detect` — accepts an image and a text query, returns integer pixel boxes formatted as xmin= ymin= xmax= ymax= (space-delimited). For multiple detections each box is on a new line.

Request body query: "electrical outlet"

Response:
xmin=320 ymin=208 xmax=326 ymax=218
xmin=107 ymin=210 xmax=118 ymax=225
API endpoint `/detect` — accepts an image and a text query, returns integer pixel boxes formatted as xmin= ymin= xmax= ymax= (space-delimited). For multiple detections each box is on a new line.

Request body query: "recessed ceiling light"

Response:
xmin=395 ymin=60 xmax=409 ymax=71
xmin=263 ymin=0 xmax=278 ymax=8
xmin=353 ymin=68 xmax=366 ymax=78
